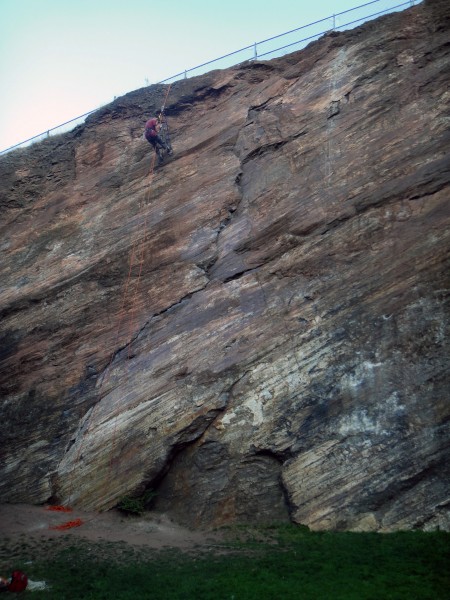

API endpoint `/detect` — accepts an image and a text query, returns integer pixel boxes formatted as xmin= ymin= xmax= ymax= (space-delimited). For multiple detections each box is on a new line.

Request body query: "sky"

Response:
xmin=0 ymin=0 xmax=417 ymax=151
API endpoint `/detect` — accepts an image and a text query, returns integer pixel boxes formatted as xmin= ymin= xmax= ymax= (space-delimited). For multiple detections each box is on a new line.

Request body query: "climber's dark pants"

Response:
xmin=146 ymin=135 xmax=166 ymax=153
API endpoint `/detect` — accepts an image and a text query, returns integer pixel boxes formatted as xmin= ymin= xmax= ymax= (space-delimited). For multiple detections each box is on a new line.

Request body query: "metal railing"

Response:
xmin=0 ymin=0 xmax=419 ymax=156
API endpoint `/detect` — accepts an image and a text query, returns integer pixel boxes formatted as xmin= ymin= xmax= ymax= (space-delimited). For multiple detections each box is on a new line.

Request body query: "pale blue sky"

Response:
xmin=0 ymin=0 xmax=416 ymax=151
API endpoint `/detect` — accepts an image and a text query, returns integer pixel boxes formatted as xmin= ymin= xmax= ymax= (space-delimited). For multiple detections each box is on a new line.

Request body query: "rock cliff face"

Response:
xmin=0 ymin=0 xmax=449 ymax=531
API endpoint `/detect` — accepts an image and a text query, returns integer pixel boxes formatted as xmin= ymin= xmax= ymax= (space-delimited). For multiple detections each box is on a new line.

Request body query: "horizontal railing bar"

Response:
xmin=0 ymin=0 xmax=419 ymax=155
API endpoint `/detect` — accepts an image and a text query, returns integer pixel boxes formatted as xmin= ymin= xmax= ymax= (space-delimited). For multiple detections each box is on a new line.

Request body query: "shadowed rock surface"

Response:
xmin=0 ymin=0 xmax=449 ymax=531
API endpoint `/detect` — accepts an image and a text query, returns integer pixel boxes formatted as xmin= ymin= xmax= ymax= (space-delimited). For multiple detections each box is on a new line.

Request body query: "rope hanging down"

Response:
xmin=104 ymin=86 xmax=174 ymax=503
xmin=50 ymin=84 xmax=173 ymax=530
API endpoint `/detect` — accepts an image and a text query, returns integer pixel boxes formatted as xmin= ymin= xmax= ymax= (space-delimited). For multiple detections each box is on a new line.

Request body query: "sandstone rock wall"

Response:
xmin=0 ymin=0 xmax=449 ymax=531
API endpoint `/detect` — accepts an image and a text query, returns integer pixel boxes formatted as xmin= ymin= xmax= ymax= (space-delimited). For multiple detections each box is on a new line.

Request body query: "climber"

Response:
xmin=0 ymin=570 xmax=28 ymax=593
xmin=144 ymin=115 xmax=170 ymax=163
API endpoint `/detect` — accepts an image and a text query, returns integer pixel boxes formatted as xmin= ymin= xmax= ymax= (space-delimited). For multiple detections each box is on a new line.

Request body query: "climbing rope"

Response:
xmin=106 ymin=86 xmax=173 ymax=484
xmin=49 ymin=518 xmax=84 ymax=531
xmin=51 ymin=85 xmax=173 ymax=529
xmin=46 ymin=505 xmax=73 ymax=513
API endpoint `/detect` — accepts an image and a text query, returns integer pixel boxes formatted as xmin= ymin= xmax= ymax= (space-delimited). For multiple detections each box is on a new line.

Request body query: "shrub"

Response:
xmin=116 ymin=490 xmax=157 ymax=516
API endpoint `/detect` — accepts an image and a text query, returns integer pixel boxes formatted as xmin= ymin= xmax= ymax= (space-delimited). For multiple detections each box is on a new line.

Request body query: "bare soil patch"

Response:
xmin=0 ymin=503 xmax=224 ymax=573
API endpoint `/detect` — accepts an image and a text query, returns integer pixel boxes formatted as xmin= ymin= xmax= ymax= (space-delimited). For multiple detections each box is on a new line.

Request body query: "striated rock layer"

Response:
xmin=0 ymin=0 xmax=449 ymax=531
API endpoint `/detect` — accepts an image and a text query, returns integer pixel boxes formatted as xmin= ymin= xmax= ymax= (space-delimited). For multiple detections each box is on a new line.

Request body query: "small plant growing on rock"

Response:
xmin=117 ymin=490 xmax=157 ymax=516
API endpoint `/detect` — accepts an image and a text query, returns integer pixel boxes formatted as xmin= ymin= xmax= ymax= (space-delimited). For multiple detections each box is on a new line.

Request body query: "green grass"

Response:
xmin=3 ymin=526 xmax=449 ymax=599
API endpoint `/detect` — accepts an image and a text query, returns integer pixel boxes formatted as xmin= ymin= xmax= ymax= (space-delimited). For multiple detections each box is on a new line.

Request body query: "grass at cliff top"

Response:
xmin=4 ymin=525 xmax=449 ymax=599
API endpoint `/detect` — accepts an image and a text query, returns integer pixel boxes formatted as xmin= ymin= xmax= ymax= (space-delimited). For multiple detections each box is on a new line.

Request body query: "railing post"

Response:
xmin=254 ymin=42 xmax=257 ymax=59
xmin=184 ymin=70 xmax=187 ymax=79
xmin=332 ymin=14 xmax=336 ymax=30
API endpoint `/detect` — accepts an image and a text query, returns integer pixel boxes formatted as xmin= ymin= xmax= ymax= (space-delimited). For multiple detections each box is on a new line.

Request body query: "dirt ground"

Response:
xmin=0 ymin=503 xmax=221 ymax=549
xmin=0 ymin=503 xmax=227 ymax=577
